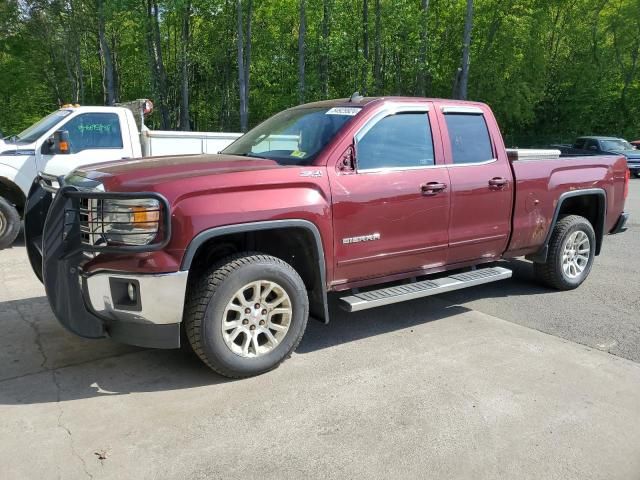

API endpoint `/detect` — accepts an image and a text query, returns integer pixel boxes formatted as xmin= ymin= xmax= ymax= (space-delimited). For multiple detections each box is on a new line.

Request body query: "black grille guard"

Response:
xmin=24 ymin=175 xmax=172 ymax=339
xmin=26 ymin=175 xmax=171 ymax=272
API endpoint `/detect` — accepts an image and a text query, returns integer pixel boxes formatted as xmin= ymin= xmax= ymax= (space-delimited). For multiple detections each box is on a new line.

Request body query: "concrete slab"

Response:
xmin=1 ymin=251 xmax=640 ymax=480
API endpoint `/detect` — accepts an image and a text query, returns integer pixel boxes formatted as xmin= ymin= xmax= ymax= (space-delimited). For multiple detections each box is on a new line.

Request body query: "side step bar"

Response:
xmin=340 ymin=267 xmax=512 ymax=312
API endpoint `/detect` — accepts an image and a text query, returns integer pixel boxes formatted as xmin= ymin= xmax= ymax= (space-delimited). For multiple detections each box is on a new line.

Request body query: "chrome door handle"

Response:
xmin=421 ymin=182 xmax=447 ymax=196
xmin=488 ymin=177 xmax=508 ymax=189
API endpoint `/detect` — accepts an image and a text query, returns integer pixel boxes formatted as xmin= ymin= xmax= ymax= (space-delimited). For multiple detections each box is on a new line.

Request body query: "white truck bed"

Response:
xmin=141 ymin=130 xmax=243 ymax=157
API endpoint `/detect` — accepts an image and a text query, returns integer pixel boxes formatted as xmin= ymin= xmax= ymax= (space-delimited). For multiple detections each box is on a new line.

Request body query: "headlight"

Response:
xmin=81 ymin=198 xmax=161 ymax=246
xmin=101 ymin=198 xmax=161 ymax=245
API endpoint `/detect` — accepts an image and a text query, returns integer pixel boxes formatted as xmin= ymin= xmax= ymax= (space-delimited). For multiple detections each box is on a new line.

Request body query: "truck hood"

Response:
xmin=0 ymin=140 xmax=35 ymax=156
xmin=70 ymin=153 xmax=283 ymax=191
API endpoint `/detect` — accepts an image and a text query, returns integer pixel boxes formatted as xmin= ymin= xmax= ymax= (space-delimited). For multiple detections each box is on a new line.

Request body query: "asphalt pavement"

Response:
xmin=0 ymin=179 xmax=639 ymax=479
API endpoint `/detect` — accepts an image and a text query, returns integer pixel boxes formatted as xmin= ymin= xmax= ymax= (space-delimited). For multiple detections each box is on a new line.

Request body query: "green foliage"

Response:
xmin=1 ymin=0 xmax=639 ymax=145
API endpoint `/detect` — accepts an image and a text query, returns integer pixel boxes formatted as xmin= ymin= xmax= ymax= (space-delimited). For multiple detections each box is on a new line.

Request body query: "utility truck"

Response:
xmin=26 ymin=96 xmax=629 ymax=378
xmin=0 ymin=100 xmax=241 ymax=248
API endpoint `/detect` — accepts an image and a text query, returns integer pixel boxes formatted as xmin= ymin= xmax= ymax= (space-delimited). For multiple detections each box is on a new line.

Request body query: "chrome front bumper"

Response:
xmin=85 ymin=270 xmax=189 ymax=326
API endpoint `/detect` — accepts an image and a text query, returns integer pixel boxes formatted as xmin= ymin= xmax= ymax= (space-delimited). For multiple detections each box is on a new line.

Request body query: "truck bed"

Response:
xmin=140 ymin=129 xmax=242 ymax=156
xmin=505 ymin=153 xmax=628 ymax=257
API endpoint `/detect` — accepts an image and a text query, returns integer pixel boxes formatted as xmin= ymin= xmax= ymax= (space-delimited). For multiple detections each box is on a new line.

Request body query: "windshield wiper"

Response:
xmin=233 ymin=152 xmax=270 ymax=159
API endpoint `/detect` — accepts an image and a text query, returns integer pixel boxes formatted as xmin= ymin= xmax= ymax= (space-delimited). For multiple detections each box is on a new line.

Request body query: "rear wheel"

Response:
xmin=533 ymin=215 xmax=596 ymax=290
xmin=184 ymin=253 xmax=309 ymax=378
xmin=0 ymin=196 xmax=20 ymax=250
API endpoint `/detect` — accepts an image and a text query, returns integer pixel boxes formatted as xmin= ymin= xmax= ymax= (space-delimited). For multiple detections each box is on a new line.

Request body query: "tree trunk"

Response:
xmin=417 ymin=0 xmax=431 ymax=96
xmin=298 ymin=0 xmax=306 ymax=103
xmin=97 ymin=0 xmax=116 ymax=105
xmin=361 ymin=0 xmax=369 ymax=94
xmin=454 ymin=0 xmax=474 ymax=100
xmin=111 ymin=36 xmax=120 ymax=103
xmin=179 ymin=1 xmax=191 ymax=131
xmin=320 ymin=0 xmax=331 ymax=99
xmin=244 ymin=0 xmax=252 ymax=105
xmin=237 ymin=0 xmax=248 ymax=132
xmin=144 ymin=0 xmax=170 ymax=128
xmin=373 ymin=0 xmax=382 ymax=93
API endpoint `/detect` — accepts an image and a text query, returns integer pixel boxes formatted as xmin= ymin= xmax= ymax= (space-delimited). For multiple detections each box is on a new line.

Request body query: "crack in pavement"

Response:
xmin=14 ymin=304 xmax=48 ymax=369
xmin=52 ymin=369 xmax=94 ymax=480
xmin=0 ymin=349 xmax=144 ymax=384
xmin=14 ymin=305 xmax=94 ymax=480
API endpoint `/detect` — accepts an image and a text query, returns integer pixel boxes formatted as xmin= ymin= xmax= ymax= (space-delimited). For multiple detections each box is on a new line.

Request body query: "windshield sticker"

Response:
xmin=291 ymin=150 xmax=307 ymax=159
xmin=326 ymin=107 xmax=361 ymax=116
xmin=78 ymin=123 xmax=114 ymax=134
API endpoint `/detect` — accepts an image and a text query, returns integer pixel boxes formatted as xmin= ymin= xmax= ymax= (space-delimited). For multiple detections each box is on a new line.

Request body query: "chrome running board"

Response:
xmin=340 ymin=267 xmax=512 ymax=312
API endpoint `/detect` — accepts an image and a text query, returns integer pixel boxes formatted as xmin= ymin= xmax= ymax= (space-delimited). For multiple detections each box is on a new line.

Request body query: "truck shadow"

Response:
xmin=298 ymin=259 xmax=547 ymax=353
xmin=0 ymin=259 xmax=549 ymax=405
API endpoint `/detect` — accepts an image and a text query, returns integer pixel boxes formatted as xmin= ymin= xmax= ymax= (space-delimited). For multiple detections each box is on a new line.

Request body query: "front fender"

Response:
xmin=0 ymin=157 xmax=35 ymax=197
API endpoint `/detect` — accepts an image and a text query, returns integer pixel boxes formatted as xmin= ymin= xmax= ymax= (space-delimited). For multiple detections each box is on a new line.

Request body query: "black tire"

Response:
xmin=184 ymin=253 xmax=309 ymax=378
xmin=0 ymin=196 xmax=21 ymax=250
xmin=533 ymin=215 xmax=596 ymax=290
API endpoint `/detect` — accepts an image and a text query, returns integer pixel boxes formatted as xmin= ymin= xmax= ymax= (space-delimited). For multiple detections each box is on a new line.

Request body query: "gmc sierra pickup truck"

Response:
xmin=25 ymin=96 xmax=630 ymax=378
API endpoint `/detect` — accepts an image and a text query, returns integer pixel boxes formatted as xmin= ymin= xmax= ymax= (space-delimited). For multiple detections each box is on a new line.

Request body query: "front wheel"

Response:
xmin=533 ymin=215 xmax=596 ymax=290
xmin=0 ymin=196 xmax=21 ymax=250
xmin=184 ymin=253 xmax=309 ymax=378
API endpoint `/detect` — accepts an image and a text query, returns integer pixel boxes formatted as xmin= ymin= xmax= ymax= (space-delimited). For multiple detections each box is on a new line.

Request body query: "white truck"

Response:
xmin=0 ymin=100 xmax=241 ymax=248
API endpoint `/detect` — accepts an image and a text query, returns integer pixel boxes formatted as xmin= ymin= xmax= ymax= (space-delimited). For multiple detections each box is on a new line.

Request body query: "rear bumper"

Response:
xmin=611 ymin=212 xmax=629 ymax=234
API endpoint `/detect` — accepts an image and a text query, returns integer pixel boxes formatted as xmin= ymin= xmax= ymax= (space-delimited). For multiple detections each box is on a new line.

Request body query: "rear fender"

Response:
xmin=527 ymin=188 xmax=606 ymax=263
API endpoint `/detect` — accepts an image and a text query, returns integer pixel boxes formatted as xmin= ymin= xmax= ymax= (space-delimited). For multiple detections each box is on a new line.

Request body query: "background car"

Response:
xmin=554 ymin=136 xmax=640 ymax=178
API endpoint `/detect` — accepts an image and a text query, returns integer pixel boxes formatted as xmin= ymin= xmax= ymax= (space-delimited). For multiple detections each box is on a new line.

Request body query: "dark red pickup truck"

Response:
xmin=25 ymin=96 xmax=630 ymax=378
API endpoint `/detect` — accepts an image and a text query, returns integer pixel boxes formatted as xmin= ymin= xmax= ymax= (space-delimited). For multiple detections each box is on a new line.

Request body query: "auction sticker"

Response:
xmin=326 ymin=107 xmax=361 ymax=116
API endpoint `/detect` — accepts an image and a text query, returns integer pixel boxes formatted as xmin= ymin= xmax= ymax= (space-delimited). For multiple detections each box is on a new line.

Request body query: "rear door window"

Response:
xmin=356 ymin=113 xmax=435 ymax=170
xmin=444 ymin=113 xmax=494 ymax=164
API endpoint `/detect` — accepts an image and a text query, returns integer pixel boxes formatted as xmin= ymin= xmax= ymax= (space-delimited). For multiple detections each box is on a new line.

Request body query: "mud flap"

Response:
xmin=40 ymin=187 xmax=106 ymax=339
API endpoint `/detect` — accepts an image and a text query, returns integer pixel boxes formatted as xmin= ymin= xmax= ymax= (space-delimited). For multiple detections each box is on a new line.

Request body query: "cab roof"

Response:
xmin=294 ymin=96 xmax=487 ymax=110
xmin=577 ymin=136 xmax=626 ymax=141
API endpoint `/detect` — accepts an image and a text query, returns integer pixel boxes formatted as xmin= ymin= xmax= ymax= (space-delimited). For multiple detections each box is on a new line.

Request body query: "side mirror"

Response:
xmin=53 ymin=130 xmax=71 ymax=155
xmin=337 ymin=145 xmax=356 ymax=173
xmin=41 ymin=136 xmax=54 ymax=155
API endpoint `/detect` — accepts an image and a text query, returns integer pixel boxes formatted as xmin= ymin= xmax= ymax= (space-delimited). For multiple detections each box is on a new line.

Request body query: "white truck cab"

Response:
xmin=0 ymin=100 xmax=241 ymax=248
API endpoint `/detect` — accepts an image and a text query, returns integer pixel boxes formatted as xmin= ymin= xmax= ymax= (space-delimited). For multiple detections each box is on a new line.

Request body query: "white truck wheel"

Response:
xmin=0 ymin=196 xmax=21 ymax=249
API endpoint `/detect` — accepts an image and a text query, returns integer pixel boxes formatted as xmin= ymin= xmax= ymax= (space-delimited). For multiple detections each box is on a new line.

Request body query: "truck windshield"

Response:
xmin=10 ymin=110 xmax=72 ymax=145
xmin=222 ymin=106 xmax=361 ymax=165
xmin=601 ymin=139 xmax=634 ymax=152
